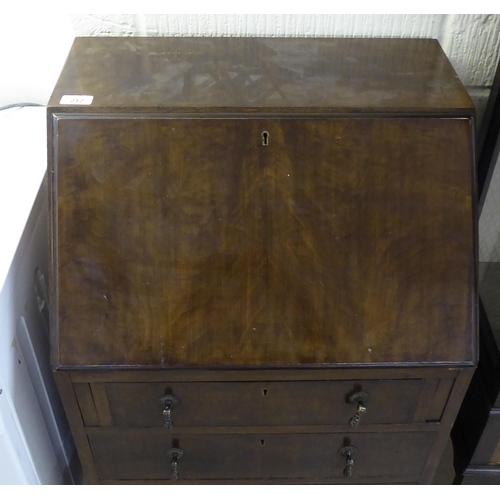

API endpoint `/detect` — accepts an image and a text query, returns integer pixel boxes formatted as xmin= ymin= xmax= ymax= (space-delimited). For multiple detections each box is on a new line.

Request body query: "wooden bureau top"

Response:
xmin=48 ymin=37 xmax=473 ymax=114
xmin=49 ymin=37 xmax=477 ymax=370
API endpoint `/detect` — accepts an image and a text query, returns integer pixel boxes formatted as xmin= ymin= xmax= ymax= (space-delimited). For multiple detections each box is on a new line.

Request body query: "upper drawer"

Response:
xmin=76 ymin=378 xmax=451 ymax=428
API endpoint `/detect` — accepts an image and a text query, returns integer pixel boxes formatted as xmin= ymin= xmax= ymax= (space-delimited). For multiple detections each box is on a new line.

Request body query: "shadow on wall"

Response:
xmin=0 ymin=176 xmax=78 ymax=484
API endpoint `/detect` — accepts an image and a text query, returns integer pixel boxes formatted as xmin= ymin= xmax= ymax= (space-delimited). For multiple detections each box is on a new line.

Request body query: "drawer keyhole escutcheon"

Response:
xmin=262 ymin=131 xmax=269 ymax=146
xmin=348 ymin=391 xmax=369 ymax=427
xmin=167 ymin=447 xmax=184 ymax=481
xmin=339 ymin=445 xmax=357 ymax=478
xmin=262 ymin=388 xmax=268 ymax=396
xmin=159 ymin=394 xmax=179 ymax=429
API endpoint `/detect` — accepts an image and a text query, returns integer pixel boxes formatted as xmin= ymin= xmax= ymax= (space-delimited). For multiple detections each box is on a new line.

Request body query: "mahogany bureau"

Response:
xmin=48 ymin=37 xmax=477 ymax=484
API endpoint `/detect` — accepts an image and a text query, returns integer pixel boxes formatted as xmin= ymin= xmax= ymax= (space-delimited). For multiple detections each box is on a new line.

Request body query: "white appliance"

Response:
xmin=0 ymin=106 xmax=77 ymax=484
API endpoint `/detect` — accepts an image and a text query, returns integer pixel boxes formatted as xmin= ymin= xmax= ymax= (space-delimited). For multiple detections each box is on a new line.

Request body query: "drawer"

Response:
xmin=88 ymin=429 xmax=435 ymax=481
xmin=77 ymin=378 xmax=449 ymax=428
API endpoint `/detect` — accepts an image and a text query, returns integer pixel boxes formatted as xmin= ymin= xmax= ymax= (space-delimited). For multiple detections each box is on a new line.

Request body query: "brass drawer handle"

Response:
xmin=159 ymin=394 xmax=179 ymax=429
xmin=167 ymin=447 xmax=184 ymax=481
xmin=339 ymin=445 xmax=357 ymax=478
xmin=348 ymin=391 xmax=368 ymax=427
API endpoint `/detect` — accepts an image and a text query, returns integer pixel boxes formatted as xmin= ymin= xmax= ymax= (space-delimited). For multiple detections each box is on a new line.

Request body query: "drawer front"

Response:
xmin=88 ymin=430 xmax=435 ymax=481
xmin=99 ymin=379 xmax=434 ymax=428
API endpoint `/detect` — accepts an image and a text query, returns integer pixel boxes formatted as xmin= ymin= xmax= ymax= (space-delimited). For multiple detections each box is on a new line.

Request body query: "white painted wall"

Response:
xmin=0 ymin=14 xmax=74 ymax=108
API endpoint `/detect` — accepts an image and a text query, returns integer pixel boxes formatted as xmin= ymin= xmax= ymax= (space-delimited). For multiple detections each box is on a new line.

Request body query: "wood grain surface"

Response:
xmin=52 ymin=116 xmax=475 ymax=367
xmin=103 ymin=379 xmax=430 ymax=427
xmin=48 ymin=37 xmax=473 ymax=114
xmin=87 ymin=429 xmax=435 ymax=480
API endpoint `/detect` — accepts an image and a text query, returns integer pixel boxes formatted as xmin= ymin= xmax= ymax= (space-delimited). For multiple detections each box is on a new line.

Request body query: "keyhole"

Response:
xmin=262 ymin=131 xmax=269 ymax=146
xmin=262 ymin=388 xmax=268 ymax=396
xmin=260 ymin=439 xmax=265 ymax=446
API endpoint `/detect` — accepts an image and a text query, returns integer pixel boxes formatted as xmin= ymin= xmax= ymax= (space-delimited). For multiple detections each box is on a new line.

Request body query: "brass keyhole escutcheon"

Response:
xmin=262 ymin=131 xmax=269 ymax=146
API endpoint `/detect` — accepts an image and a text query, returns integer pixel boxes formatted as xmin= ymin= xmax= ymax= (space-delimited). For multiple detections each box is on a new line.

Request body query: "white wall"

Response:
xmin=0 ymin=14 xmax=74 ymax=107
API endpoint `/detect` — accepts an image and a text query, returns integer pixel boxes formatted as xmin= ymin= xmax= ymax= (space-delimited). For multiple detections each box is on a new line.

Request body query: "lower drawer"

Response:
xmin=88 ymin=430 xmax=435 ymax=481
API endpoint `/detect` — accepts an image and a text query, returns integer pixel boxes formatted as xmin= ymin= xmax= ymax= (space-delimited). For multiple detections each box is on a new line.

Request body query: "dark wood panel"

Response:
xmin=88 ymin=430 xmax=435 ymax=480
xmin=48 ymin=37 xmax=477 ymax=487
xmin=53 ymin=372 xmax=99 ymax=484
xmin=100 ymin=477 xmax=419 ymax=484
xmin=86 ymin=423 xmax=439 ymax=436
xmin=427 ymin=378 xmax=455 ymax=422
xmin=413 ymin=379 xmax=440 ymax=423
xmin=90 ymin=383 xmax=113 ymax=427
xmin=105 ymin=379 xmax=428 ymax=428
xmin=48 ymin=37 xmax=473 ymax=114
xmin=73 ymin=383 xmax=99 ymax=427
xmin=69 ymin=367 xmax=459 ymax=383
xmin=53 ymin=117 xmax=474 ymax=368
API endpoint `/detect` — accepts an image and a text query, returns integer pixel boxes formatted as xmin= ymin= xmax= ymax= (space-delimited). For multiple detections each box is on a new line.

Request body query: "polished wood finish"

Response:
xmin=88 ymin=430 xmax=435 ymax=481
xmin=48 ymin=37 xmax=472 ymax=114
xmin=69 ymin=367 xmax=459 ymax=383
xmin=52 ymin=116 xmax=474 ymax=368
xmin=49 ymin=37 xmax=477 ymax=485
xmin=102 ymin=379 xmax=437 ymax=428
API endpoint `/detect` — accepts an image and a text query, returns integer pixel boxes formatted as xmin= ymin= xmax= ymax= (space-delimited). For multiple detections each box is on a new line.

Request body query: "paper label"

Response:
xmin=60 ymin=95 xmax=94 ymax=105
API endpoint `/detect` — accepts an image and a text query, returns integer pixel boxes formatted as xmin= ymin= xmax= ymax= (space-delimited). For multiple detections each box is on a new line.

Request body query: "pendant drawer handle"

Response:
xmin=348 ymin=391 xmax=368 ymax=427
xmin=159 ymin=394 xmax=179 ymax=429
xmin=339 ymin=445 xmax=357 ymax=478
xmin=167 ymin=447 xmax=184 ymax=481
